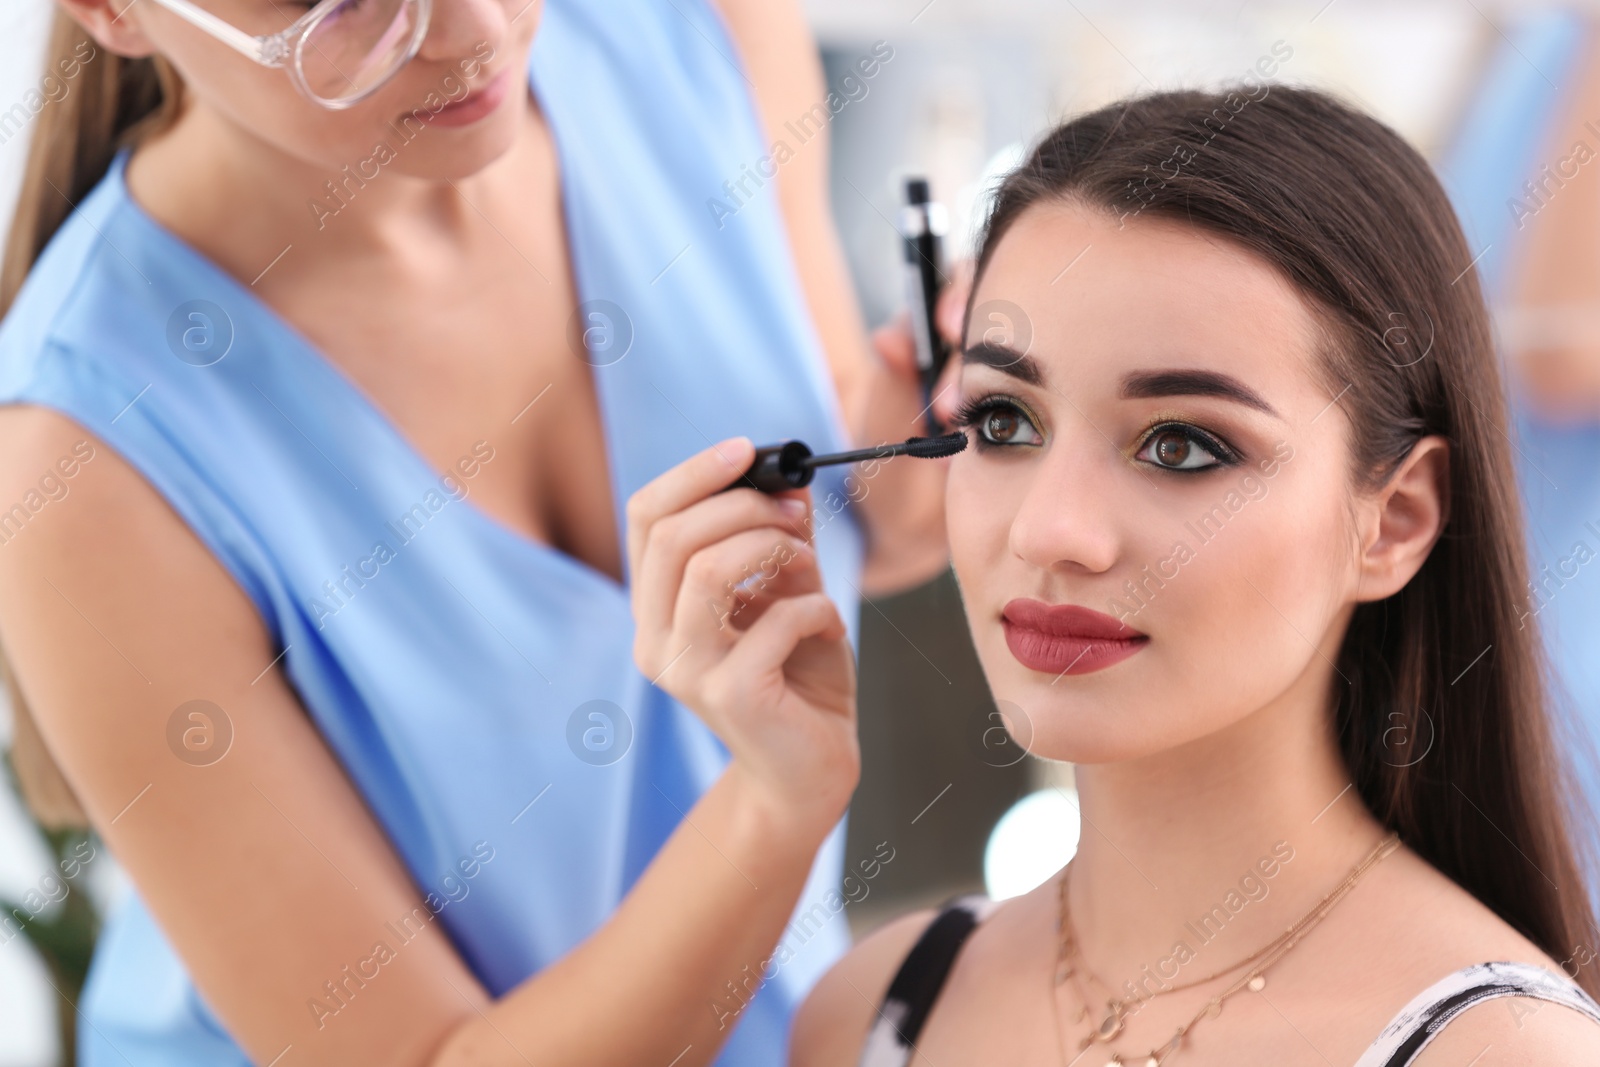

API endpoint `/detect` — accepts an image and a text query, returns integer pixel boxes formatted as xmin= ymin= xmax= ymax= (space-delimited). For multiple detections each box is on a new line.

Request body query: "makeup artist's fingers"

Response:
xmin=632 ymin=486 xmax=812 ymax=637
xmin=711 ymin=544 xmax=824 ymax=633
xmin=770 ymin=489 xmax=815 ymax=543
xmin=929 ymin=259 xmax=974 ymax=430
xmin=674 ymin=586 xmax=857 ymax=814
xmin=667 ymin=526 xmax=814 ymax=647
xmin=875 ymin=263 xmax=968 ymax=375
xmin=678 ymin=526 xmax=823 ymax=639
xmin=709 ymin=591 xmax=854 ymax=721
xmin=871 ymin=309 xmax=918 ymax=379
xmin=633 ymin=526 xmax=812 ymax=696
xmin=625 ymin=436 xmax=754 ymax=583
xmin=937 ymin=257 xmax=974 ymax=345
xmin=931 ymin=353 xmax=964 ymax=429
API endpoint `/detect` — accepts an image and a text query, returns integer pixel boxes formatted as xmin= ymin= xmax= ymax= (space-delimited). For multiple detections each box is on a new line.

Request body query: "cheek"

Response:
xmin=163 ymin=42 xmax=359 ymax=169
xmin=946 ymin=456 xmax=1016 ymax=593
xmin=946 ymin=458 xmax=1020 ymax=688
xmin=1152 ymin=461 xmax=1354 ymax=725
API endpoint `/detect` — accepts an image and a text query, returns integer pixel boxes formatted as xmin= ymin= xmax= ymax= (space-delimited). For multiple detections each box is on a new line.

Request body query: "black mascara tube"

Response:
xmin=901 ymin=177 xmax=949 ymax=435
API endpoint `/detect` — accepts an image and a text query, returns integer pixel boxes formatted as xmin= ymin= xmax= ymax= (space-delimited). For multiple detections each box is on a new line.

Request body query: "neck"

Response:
xmin=1062 ymin=652 xmax=1389 ymax=998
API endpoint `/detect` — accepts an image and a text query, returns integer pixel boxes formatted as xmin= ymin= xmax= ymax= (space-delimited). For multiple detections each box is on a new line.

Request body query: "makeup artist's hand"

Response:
xmin=847 ymin=258 xmax=971 ymax=598
xmin=627 ymin=438 xmax=860 ymax=832
xmin=871 ymin=259 xmax=969 ymax=428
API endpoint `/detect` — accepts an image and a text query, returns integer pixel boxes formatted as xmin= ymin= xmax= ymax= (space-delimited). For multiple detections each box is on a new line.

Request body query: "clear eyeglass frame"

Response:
xmin=140 ymin=0 xmax=433 ymax=110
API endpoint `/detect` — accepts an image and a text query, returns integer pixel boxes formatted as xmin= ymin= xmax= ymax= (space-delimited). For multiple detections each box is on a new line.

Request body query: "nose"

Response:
xmin=1006 ymin=420 xmax=1123 ymax=577
xmin=414 ymin=0 xmax=508 ymax=65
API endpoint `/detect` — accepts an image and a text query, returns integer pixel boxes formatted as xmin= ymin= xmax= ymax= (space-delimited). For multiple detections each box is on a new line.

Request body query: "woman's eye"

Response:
xmin=950 ymin=397 xmax=1042 ymax=448
xmin=977 ymin=405 xmax=1040 ymax=446
xmin=1135 ymin=424 xmax=1234 ymax=472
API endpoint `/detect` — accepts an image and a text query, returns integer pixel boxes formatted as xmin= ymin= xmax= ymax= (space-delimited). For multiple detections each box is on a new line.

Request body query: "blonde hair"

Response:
xmin=0 ymin=11 xmax=184 ymax=828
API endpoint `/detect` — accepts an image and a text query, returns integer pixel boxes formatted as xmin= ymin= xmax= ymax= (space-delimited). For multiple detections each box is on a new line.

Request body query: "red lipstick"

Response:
xmin=1001 ymin=598 xmax=1148 ymax=676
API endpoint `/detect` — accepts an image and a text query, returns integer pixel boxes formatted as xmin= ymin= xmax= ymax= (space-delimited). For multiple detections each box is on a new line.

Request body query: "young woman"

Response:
xmin=0 ymin=0 xmax=957 ymax=1064
xmin=634 ymin=85 xmax=1600 ymax=1067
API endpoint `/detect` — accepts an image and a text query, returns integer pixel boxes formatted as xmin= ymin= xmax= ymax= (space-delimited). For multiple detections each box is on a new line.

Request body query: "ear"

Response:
xmin=56 ymin=0 xmax=158 ymax=59
xmin=1354 ymin=434 xmax=1451 ymax=601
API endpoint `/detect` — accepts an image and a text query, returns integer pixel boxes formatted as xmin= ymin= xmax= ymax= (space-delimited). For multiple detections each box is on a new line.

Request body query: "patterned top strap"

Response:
xmin=1354 ymin=960 xmax=1600 ymax=1067
xmin=857 ymin=894 xmax=997 ymax=1067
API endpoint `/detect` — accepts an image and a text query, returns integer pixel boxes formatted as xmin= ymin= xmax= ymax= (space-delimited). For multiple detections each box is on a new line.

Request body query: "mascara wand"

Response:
xmin=720 ymin=431 xmax=967 ymax=495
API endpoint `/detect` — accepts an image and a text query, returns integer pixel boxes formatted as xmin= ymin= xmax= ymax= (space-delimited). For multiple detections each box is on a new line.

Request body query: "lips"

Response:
xmin=1001 ymin=598 xmax=1148 ymax=676
xmin=424 ymin=68 xmax=511 ymax=128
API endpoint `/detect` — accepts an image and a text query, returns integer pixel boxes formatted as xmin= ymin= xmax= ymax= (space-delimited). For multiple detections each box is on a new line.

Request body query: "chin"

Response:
xmin=1013 ymin=704 xmax=1204 ymax=767
xmin=1018 ymin=702 xmax=1141 ymax=765
xmin=977 ymin=649 xmax=1197 ymax=766
xmin=401 ymin=127 xmax=520 ymax=181
xmin=392 ymin=100 xmax=524 ymax=180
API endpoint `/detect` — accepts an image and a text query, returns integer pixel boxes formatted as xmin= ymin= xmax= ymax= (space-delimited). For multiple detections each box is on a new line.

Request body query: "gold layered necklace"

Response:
xmin=1050 ymin=832 xmax=1401 ymax=1067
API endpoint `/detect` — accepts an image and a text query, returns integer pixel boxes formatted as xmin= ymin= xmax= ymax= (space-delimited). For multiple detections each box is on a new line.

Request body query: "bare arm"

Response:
xmin=0 ymin=406 xmax=852 ymax=1067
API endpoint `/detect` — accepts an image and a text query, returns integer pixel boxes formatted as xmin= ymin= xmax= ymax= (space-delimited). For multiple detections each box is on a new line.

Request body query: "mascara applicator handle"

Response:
xmin=719 ymin=440 xmax=816 ymax=494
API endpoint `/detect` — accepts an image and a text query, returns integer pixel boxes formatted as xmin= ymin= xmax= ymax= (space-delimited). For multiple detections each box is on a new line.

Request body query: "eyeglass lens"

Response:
xmin=298 ymin=0 xmax=424 ymax=104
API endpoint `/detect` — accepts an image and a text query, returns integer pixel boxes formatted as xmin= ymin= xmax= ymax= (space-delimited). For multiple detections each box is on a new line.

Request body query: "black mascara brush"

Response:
xmin=720 ymin=430 xmax=967 ymax=494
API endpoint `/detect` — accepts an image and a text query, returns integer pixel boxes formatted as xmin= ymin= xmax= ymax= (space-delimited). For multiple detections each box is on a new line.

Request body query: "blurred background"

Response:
xmin=5 ymin=0 xmax=1600 ymax=1062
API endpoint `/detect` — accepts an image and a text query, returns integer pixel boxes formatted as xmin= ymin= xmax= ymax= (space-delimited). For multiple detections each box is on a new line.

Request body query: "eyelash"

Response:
xmin=947 ymin=392 xmax=1242 ymax=473
xmin=948 ymin=393 xmax=1035 ymax=450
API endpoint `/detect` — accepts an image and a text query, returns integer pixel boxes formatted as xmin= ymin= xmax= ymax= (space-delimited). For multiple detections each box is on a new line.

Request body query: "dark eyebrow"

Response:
xmin=1120 ymin=369 xmax=1281 ymax=419
xmin=963 ymin=344 xmax=1282 ymax=421
xmin=961 ymin=342 xmax=1043 ymax=386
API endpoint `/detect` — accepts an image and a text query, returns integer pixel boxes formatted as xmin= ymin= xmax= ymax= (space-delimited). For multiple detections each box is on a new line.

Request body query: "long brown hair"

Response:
xmin=0 ymin=12 xmax=182 ymax=828
xmin=967 ymin=84 xmax=1600 ymax=993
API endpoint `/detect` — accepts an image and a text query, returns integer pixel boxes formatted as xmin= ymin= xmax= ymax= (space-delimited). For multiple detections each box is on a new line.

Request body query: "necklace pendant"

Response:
xmin=1095 ymin=1006 xmax=1124 ymax=1042
xmin=1247 ymin=974 xmax=1266 ymax=992
xmin=1143 ymin=1057 xmax=1160 ymax=1067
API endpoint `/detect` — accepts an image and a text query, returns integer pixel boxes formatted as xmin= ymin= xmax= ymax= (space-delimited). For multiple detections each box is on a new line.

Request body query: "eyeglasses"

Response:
xmin=144 ymin=0 xmax=433 ymax=109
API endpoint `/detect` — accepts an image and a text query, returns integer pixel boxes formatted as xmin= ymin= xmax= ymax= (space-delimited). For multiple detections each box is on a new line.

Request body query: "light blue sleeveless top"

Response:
xmin=0 ymin=0 xmax=864 ymax=1062
xmin=1435 ymin=11 xmax=1600 ymax=833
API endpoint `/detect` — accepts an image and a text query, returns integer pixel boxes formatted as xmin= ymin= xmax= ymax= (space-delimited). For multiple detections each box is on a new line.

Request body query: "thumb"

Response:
xmin=931 ymin=356 xmax=963 ymax=429
xmin=937 ymin=258 xmax=975 ymax=345
xmin=872 ymin=308 xmax=918 ymax=378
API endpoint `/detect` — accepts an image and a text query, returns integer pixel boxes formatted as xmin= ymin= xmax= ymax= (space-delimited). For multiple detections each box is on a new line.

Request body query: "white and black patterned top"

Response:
xmin=857 ymin=895 xmax=999 ymax=1067
xmin=858 ymin=897 xmax=1600 ymax=1067
xmin=1353 ymin=960 xmax=1600 ymax=1066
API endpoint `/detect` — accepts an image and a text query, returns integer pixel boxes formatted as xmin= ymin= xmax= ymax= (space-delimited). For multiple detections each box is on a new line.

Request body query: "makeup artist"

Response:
xmin=0 ymin=1 xmax=961 ymax=1065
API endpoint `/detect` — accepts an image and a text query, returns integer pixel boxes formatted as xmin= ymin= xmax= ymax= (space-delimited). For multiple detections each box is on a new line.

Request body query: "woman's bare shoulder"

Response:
xmin=1377 ymin=846 xmax=1579 ymax=971
xmin=1341 ymin=845 xmax=1600 ymax=1062
xmin=0 ymin=404 xmax=173 ymax=564
xmin=789 ymin=907 xmax=940 ymax=1067
xmin=1408 ymin=985 xmax=1600 ymax=1066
